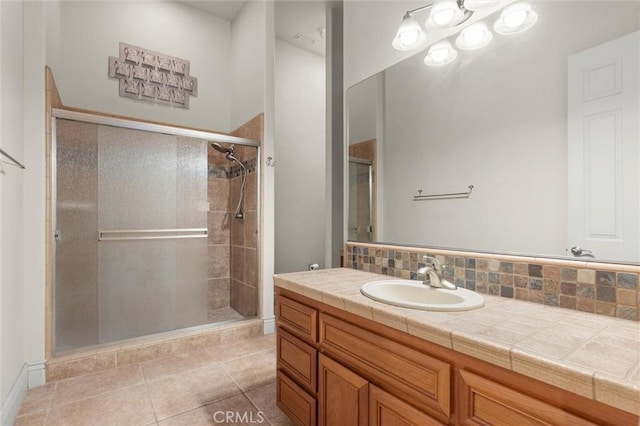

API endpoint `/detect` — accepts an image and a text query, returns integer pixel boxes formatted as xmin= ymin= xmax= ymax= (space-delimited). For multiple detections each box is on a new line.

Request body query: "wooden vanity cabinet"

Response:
xmin=277 ymin=292 xmax=447 ymax=426
xmin=275 ymin=288 xmax=638 ymax=426
xmin=456 ymin=370 xmax=598 ymax=426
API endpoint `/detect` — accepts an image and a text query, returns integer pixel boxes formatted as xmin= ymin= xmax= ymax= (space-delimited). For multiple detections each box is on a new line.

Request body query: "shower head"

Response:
xmin=211 ymin=143 xmax=246 ymax=170
xmin=211 ymin=142 xmax=234 ymax=157
xmin=212 ymin=142 xmax=248 ymax=221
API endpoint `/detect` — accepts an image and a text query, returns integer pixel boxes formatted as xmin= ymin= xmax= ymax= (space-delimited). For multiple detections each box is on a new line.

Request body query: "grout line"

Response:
xmin=142 ymin=374 xmax=160 ymax=426
xmin=241 ymin=381 xmax=280 ymax=426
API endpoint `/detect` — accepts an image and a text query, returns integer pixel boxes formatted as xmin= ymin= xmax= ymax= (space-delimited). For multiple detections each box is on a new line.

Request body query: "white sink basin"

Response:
xmin=361 ymin=279 xmax=484 ymax=312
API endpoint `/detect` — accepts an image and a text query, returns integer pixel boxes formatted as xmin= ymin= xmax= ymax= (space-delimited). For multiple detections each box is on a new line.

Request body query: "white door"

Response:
xmin=568 ymin=31 xmax=639 ymax=263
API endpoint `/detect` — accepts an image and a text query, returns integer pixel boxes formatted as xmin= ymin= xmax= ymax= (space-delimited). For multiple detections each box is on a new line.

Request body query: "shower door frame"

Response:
xmin=50 ymin=108 xmax=261 ymax=356
xmin=348 ymin=156 xmax=374 ymax=242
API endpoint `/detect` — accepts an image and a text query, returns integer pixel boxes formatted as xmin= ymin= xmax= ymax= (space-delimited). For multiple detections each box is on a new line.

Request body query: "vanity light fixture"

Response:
xmin=455 ymin=22 xmax=493 ymax=50
xmin=393 ymin=1 xmax=538 ymax=67
xmin=494 ymin=2 xmax=538 ymax=34
xmin=424 ymin=40 xmax=458 ymax=66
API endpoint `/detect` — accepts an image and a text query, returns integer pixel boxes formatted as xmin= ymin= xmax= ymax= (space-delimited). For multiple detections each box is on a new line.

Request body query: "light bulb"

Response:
xmin=504 ymin=9 xmax=527 ymax=28
xmin=426 ymin=0 xmax=464 ymax=29
xmin=464 ymin=27 xmax=484 ymax=44
xmin=433 ymin=8 xmax=455 ymax=26
xmin=400 ymin=30 xmax=420 ymax=46
xmin=455 ymin=22 xmax=493 ymax=50
xmin=430 ymin=48 xmax=449 ymax=63
xmin=392 ymin=13 xmax=427 ymax=51
xmin=494 ymin=2 xmax=538 ymax=35
xmin=424 ymin=41 xmax=458 ymax=66
xmin=464 ymin=0 xmax=499 ymax=11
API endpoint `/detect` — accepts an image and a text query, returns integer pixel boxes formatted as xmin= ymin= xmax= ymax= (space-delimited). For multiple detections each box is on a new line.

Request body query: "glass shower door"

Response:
xmin=348 ymin=160 xmax=373 ymax=242
xmin=55 ymin=119 xmax=208 ymax=352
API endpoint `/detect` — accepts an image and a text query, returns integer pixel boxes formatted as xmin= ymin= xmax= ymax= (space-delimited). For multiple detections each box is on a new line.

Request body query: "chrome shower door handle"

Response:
xmin=570 ymin=246 xmax=594 ymax=257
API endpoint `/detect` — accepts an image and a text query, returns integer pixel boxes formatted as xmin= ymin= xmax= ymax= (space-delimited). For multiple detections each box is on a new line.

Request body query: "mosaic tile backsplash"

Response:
xmin=346 ymin=243 xmax=640 ymax=321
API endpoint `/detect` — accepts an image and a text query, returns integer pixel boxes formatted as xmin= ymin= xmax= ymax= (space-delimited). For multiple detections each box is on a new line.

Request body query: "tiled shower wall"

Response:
xmin=229 ymin=158 xmax=258 ymax=317
xmin=229 ymin=114 xmax=263 ymax=317
xmin=207 ymin=159 xmax=232 ymax=316
xmin=207 ymin=151 xmax=258 ymax=318
xmin=346 ymin=242 xmax=640 ymax=321
xmin=206 ymin=115 xmax=262 ymax=319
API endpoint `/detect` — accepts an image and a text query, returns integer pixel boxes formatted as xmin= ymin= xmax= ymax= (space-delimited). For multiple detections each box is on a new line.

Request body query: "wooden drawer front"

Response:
xmin=457 ymin=370 xmax=597 ymax=426
xmin=277 ymin=370 xmax=317 ymax=426
xmin=277 ymin=296 xmax=318 ymax=344
xmin=278 ymin=327 xmax=317 ymax=394
xmin=370 ymin=385 xmax=445 ymax=426
xmin=318 ymin=354 xmax=369 ymax=426
xmin=319 ymin=314 xmax=450 ymax=420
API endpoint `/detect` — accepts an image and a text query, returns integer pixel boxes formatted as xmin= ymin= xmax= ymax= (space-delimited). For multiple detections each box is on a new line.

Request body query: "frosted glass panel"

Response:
xmin=97 ymin=126 xmax=208 ymax=343
xmin=55 ymin=119 xmax=212 ymax=352
xmin=176 ymin=238 xmax=208 ymax=328
xmin=98 ymin=126 xmax=177 ymax=229
xmin=55 ymin=119 xmax=99 ymax=351
xmin=177 ymin=137 xmax=208 ymax=227
xmin=98 ymin=240 xmax=176 ymax=342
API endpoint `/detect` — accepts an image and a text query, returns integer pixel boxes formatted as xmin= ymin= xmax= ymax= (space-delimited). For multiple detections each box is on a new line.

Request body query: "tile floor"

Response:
xmin=14 ymin=334 xmax=294 ymax=426
xmin=206 ymin=307 xmax=245 ymax=323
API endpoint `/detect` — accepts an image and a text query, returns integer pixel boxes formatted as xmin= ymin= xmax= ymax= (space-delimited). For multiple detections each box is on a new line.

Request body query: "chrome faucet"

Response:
xmin=417 ymin=256 xmax=457 ymax=290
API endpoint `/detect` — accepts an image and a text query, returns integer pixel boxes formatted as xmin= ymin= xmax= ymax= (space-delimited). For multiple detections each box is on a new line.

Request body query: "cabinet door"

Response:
xmin=319 ymin=354 xmax=369 ymax=426
xmin=457 ymin=370 xmax=598 ymax=426
xmin=369 ymin=385 xmax=444 ymax=426
xmin=277 ymin=370 xmax=317 ymax=426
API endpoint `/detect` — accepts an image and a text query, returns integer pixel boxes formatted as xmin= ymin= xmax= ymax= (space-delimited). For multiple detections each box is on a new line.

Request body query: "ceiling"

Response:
xmin=177 ymin=1 xmax=247 ymax=22
xmin=176 ymin=0 xmax=339 ymax=57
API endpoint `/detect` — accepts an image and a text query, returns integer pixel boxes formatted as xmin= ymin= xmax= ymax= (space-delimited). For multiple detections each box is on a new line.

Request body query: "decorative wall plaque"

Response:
xmin=108 ymin=42 xmax=198 ymax=109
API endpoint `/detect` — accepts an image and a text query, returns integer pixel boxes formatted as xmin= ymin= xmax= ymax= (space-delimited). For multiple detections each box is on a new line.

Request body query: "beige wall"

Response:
xmin=1 ymin=0 xmax=27 ymax=423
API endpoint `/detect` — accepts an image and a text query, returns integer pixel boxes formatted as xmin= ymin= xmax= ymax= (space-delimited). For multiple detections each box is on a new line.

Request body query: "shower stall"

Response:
xmin=348 ymin=157 xmax=374 ymax=242
xmin=52 ymin=110 xmax=259 ymax=355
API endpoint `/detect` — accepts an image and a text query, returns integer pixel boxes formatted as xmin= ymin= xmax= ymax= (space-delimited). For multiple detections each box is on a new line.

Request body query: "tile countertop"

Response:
xmin=273 ymin=268 xmax=640 ymax=416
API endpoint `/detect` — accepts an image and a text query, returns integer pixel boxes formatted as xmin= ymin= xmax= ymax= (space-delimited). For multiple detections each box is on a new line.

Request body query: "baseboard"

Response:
xmin=263 ymin=316 xmax=276 ymax=334
xmin=27 ymin=361 xmax=46 ymax=388
xmin=1 ymin=363 xmax=28 ymax=426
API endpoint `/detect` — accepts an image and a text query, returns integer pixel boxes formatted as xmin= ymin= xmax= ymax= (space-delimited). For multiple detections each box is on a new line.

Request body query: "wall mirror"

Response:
xmin=347 ymin=1 xmax=639 ymax=264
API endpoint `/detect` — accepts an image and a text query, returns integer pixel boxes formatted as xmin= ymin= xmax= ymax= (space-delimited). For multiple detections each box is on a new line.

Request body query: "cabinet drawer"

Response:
xmin=370 ymin=385 xmax=444 ymax=426
xmin=278 ymin=327 xmax=317 ymax=394
xmin=277 ymin=295 xmax=318 ymax=344
xmin=277 ymin=370 xmax=317 ymax=426
xmin=319 ymin=314 xmax=450 ymax=421
xmin=457 ymin=369 xmax=597 ymax=426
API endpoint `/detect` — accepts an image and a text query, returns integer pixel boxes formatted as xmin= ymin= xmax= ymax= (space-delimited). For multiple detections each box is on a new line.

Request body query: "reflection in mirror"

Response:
xmin=348 ymin=74 xmax=380 ymax=242
xmin=347 ymin=1 xmax=639 ymax=264
xmin=348 ymin=158 xmax=374 ymax=241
